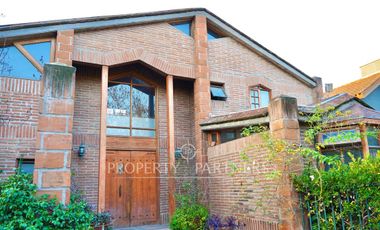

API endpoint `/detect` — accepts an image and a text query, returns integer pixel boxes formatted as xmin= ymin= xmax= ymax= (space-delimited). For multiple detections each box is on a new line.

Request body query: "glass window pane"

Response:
xmin=19 ymin=160 xmax=34 ymax=174
xmin=23 ymin=41 xmax=51 ymax=66
xmin=369 ymin=148 xmax=379 ymax=157
xmin=0 ymin=46 xmax=41 ymax=80
xmin=172 ymin=23 xmax=191 ymax=36
xmin=107 ymin=128 xmax=130 ymax=136
xmin=211 ymin=133 xmax=217 ymax=142
xmin=210 ymin=85 xmax=227 ymax=100
xmin=260 ymin=90 xmax=270 ymax=107
xmin=210 ymin=86 xmax=226 ymax=97
xmin=132 ymin=86 xmax=155 ymax=130
xmin=343 ymin=149 xmax=363 ymax=163
xmin=132 ymin=77 xmax=148 ymax=85
xmin=220 ymin=131 xmax=236 ymax=143
xmin=132 ymin=129 xmax=155 ymax=137
xmin=107 ymin=84 xmax=131 ymax=131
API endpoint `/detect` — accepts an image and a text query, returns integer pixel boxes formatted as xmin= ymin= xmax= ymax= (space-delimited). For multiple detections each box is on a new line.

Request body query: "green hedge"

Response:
xmin=293 ymin=155 xmax=380 ymax=229
xmin=0 ymin=173 xmax=94 ymax=229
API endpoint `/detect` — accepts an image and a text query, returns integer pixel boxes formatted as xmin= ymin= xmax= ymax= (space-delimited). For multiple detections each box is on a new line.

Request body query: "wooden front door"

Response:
xmin=105 ymin=150 xmax=158 ymax=227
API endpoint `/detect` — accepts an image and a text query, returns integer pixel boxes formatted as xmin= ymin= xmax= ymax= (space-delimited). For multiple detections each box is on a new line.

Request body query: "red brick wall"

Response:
xmin=0 ymin=77 xmax=40 ymax=178
xmin=157 ymin=78 xmax=195 ymax=223
xmin=208 ymin=134 xmax=280 ymax=226
xmin=209 ymin=37 xmax=315 ymax=115
xmin=73 ymin=23 xmax=194 ymax=69
xmin=71 ymin=64 xmax=101 ymax=209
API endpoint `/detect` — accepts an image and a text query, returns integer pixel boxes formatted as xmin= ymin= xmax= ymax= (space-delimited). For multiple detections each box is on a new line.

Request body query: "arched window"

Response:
xmin=249 ymin=85 xmax=271 ymax=110
xmin=107 ymin=76 xmax=155 ymax=137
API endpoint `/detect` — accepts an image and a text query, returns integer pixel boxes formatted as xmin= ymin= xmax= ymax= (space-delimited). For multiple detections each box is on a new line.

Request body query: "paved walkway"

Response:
xmin=115 ymin=224 xmax=169 ymax=230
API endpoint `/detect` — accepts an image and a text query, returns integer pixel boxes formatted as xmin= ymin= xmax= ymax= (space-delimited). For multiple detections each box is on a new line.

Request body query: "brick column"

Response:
xmin=34 ymin=63 xmax=76 ymax=204
xmin=268 ymin=96 xmax=302 ymax=230
xmin=193 ymin=15 xmax=211 ymax=200
xmin=55 ymin=30 xmax=74 ymax=65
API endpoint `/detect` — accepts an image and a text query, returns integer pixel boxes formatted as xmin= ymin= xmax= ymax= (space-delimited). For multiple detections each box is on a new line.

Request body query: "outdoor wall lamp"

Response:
xmin=78 ymin=144 xmax=86 ymax=158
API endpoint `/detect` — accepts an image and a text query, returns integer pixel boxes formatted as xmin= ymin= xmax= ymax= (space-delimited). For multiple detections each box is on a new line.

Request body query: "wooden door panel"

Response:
xmin=130 ymin=151 xmax=158 ymax=226
xmin=106 ymin=150 xmax=158 ymax=227
xmin=106 ymin=151 xmax=131 ymax=227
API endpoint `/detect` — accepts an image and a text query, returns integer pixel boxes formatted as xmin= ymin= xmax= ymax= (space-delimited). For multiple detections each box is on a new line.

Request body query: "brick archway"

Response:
xmin=73 ymin=48 xmax=195 ymax=79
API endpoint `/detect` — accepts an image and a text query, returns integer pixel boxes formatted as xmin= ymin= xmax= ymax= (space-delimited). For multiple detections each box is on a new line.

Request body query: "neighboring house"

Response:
xmin=0 ymin=8 xmax=324 ymax=228
xmin=325 ymin=59 xmax=380 ymax=111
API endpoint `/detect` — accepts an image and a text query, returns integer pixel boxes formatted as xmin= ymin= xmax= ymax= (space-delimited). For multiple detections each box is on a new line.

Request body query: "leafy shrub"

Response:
xmin=170 ymin=182 xmax=209 ymax=230
xmin=293 ymin=155 xmax=380 ymax=228
xmin=0 ymin=173 xmax=94 ymax=229
xmin=170 ymin=204 xmax=208 ymax=230
xmin=92 ymin=211 xmax=113 ymax=229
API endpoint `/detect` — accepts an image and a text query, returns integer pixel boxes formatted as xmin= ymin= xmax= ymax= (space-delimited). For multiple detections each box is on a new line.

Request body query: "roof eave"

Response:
xmin=0 ymin=8 xmax=316 ymax=87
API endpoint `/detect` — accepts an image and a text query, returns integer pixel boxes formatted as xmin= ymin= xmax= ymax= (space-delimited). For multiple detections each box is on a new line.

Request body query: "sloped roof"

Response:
xmin=0 ymin=8 xmax=316 ymax=87
xmin=299 ymin=93 xmax=380 ymax=124
xmin=201 ymin=107 xmax=268 ymax=126
xmin=325 ymin=73 xmax=380 ymax=99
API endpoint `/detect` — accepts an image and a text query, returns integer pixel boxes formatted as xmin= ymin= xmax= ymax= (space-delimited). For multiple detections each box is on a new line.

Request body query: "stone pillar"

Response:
xmin=55 ymin=30 xmax=74 ymax=66
xmin=34 ymin=63 xmax=76 ymax=204
xmin=268 ymin=96 xmax=303 ymax=230
xmin=193 ymin=15 xmax=211 ymax=200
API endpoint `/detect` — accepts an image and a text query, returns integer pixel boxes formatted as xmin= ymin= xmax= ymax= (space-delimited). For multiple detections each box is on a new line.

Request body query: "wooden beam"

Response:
xmin=359 ymin=123 xmax=370 ymax=158
xmin=166 ymin=74 xmax=176 ymax=216
xmin=98 ymin=65 xmax=108 ymax=211
xmin=14 ymin=42 xmax=44 ymax=73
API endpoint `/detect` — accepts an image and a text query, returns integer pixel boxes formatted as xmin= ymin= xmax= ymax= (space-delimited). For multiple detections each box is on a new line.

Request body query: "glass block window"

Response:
xmin=0 ymin=40 xmax=52 ymax=80
xmin=172 ymin=22 xmax=191 ymax=36
xmin=107 ymin=77 xmax=155 ymax=137
xmin=210 ymin=84 xmax=227 ymax=101
xmin=250 ymin=85 xmax=270 ymax=109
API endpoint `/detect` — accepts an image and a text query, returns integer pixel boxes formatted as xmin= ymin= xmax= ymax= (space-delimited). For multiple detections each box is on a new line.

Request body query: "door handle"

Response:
xmin=119 ymin=185 xmax=121 ymax=197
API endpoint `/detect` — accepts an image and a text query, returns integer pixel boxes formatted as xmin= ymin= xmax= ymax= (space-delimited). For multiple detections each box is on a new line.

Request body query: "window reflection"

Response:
xmin=107 ymin=77 xmax=155 ymax=137
xmin=23 ymin=42 xmax=51 ymax=66
xmin=0 ymin=46 xmax=41 ymax=80
xmin=0 ymin=41 xmax=51 ymax=80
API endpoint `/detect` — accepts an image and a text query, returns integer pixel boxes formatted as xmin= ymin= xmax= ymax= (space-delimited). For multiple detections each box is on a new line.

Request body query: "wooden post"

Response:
xmin=98 ymin=65 xmax=108 ymax=211
xmin=166 ymin=75 xmax=176 ymax=216
xmin=359 ymin=123 xmax=370 ymax=158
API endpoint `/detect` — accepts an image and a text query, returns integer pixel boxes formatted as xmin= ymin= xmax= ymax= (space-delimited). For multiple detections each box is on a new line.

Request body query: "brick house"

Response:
xmin=0 ymin=8 xmax=326 ymax=228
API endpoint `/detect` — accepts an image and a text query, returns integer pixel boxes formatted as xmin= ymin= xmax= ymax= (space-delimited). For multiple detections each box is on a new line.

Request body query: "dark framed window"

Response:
xmin=210 ymin=84 xmax=227 ymax=101
xmin=0 ymin=39 xmax=53 ymax=80
xmin=171 ymin=22 xmax=192 ymax=36
xmin=250 ymin=85 xmax=270 ymax=109
xmin=17 ymin=159 xmax=35 ymax=174
xmin=107 ymin=76 xmax=155 ymax=137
